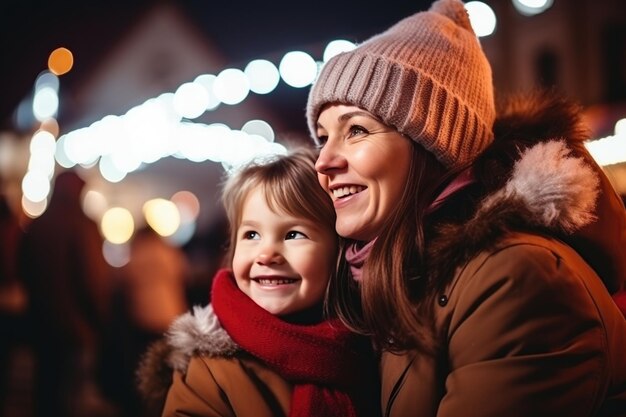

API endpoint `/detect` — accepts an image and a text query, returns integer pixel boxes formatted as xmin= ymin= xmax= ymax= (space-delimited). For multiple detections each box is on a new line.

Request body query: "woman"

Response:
xmin=306 ymin=0 xmax=626 ymax=416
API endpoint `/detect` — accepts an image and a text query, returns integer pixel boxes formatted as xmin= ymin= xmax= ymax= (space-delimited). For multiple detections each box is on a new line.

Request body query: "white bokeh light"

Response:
xmin=173 ymin=82 xmax=210 ymax=119
xmin=35 ymin=71 xmax=59 ymax=93
xmin=21 ymin=195 xmax=48 ymax=218
xmin=213 ymin=68 xmax=250 ymax=105
xmin=22 ymin=171 xmax=51 ymax=202
xmin=245 ymin=59 xmax=280 ymax=94
xmin=323 ymin=40 xmax=356 ymax=62
xmin=30 ymin=130 xmax=56 ymax=156
xmin=614 ymin=118 xmax=626 ymax=136
xmin=194 ymin=74 xmax=221 ymax=110
xmin=28 ymin=152 xmax=56 ymax=179
xmin=512 ymin=0 xmax=553 ymax=16
xmin=279 ymin=51 xmax=318 ymax=88
xmin=33 ymin=87 xmax=59 ymax=121
xmin=98 ymin=155 xmax=128 ymax=183
xmin=242 ymin=119 xmax=274 ymax=142
xmin=465 ymin=2 xmax=497 ymax=37
xmin=54 ymin=135 xmax=75 ymax=168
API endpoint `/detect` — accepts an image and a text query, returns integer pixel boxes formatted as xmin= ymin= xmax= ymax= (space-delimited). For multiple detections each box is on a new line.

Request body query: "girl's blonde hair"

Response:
xmin=221 ymin=147 xmax=336 ymax=263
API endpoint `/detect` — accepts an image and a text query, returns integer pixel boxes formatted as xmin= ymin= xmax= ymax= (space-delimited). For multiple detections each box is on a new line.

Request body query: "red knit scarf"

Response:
xmin=211 ymin=269 xmax=378 ymax=417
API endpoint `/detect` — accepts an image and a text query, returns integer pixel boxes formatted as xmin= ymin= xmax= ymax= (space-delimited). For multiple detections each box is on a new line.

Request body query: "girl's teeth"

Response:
xmin=257 ymin=279 xmax=295 ymax=285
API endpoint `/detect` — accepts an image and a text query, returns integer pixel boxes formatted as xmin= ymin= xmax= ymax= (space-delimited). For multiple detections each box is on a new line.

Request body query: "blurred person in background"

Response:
xmin=99 ymin=225 xmax=189 ymax=417
xmin=0 ymin=191 xmax=27 ymax=417
xmin=18 ymin=170 xmax=114 ymax=417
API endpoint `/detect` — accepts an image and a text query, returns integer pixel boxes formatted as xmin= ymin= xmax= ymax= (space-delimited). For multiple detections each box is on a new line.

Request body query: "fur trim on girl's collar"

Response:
xmin=167 ymin=304 xmax=239 ymax=371
xmin=136 ymin=305 xmax=239 ymax=408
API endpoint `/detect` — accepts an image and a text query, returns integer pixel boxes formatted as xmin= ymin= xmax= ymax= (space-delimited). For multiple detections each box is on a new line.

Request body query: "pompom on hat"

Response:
xmin=306 ymin=0 xmax=495 ymax=169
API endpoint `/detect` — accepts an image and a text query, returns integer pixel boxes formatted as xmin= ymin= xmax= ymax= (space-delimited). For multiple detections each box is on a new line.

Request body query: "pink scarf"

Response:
xmin=346 ymin=169 xmax=475 ymax=280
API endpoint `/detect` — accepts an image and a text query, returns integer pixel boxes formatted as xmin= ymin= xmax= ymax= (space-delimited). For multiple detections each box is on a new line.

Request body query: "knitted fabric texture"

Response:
xmin=306 ymin=0 xmax=495 ymax=169
xmin=210 ymin=269 xmax=379 ymax=417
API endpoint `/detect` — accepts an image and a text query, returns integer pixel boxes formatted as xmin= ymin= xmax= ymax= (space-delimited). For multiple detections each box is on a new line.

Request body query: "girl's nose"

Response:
xmin=255 ymin=246 xmax=284 ymax=265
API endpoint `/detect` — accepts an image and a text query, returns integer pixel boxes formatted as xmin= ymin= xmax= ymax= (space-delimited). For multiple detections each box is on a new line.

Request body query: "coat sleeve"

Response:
xmin=438 ymin=240 xmax=617 ymax=417
xmin=162 ymin=356 xmax=234 ymax=417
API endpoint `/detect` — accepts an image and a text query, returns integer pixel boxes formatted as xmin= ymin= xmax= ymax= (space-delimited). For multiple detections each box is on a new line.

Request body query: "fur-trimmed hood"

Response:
xmin=428 ymin=91 xmax=626 ymax=294
xmin=136 ymin=305 xmax=238 ymax=407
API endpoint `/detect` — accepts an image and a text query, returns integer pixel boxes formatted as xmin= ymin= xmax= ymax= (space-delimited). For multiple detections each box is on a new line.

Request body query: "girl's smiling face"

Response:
xmin=232 ymin=187 xmax=337 ymax=316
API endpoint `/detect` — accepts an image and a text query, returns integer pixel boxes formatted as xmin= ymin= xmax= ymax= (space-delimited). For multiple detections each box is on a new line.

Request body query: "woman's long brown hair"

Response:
xmin=325 ymin=141 xmax=449 ymax=354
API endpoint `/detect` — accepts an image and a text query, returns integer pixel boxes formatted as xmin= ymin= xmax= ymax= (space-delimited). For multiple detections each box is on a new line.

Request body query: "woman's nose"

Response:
xmin=315 ymin=139 xmax=345 ymax=174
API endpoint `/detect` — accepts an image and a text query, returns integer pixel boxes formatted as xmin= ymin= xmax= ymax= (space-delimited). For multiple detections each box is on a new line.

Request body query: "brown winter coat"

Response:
xmin=137 ymin=305 xmax=292 ymax=417
xmin=380 ymin=94 xmax=626 ymax=417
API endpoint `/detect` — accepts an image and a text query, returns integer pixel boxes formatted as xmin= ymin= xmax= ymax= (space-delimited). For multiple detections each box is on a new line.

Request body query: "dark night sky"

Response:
xmin=0 ymin=0 xmax=432 ymax=131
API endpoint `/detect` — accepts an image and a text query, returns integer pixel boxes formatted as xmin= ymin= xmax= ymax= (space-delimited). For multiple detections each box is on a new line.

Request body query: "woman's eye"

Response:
xmin=242 ymin=231 xmax=259 ymax=240
xmin=285 ymin=230 xmax=307 ymax=240
xmin=316 ymin=135 xmax=328 ymax=148
xmin=348 ymin=125 xmax=368 ymax=137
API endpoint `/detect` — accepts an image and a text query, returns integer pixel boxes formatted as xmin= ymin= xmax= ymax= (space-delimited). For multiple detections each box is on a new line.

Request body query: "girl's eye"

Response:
xmin=316 ymin=135 xmax=328 ymax=149
xmin=348 ymin=125 xmax=368 ymax=137
xmin=285 ymin=230 xmax=307 ymax=240
xmin=242 ymin=231 xmax=260 ymax=240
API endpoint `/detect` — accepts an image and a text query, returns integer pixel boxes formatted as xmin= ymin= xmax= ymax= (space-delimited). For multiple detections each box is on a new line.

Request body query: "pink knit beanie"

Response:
xmin=306 ymin=0 xmax=495 ymax=169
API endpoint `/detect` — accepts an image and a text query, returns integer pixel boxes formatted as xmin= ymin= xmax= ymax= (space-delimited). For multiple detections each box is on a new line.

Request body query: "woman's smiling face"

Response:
xmin=314 ymin=104 xmax=413 ymax=242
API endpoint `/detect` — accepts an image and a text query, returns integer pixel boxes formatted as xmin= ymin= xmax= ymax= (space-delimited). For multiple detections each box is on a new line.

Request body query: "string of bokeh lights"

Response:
xmin=16 ymin=0 xmax=626 ymax=267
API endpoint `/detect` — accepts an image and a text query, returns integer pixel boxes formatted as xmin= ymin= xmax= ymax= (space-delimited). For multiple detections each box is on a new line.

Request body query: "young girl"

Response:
xmin=138 ymin=148 xmax=378 ymax=417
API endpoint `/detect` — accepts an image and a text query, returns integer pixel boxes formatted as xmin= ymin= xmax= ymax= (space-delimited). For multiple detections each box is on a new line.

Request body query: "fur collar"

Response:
xmin=167 ymin=304 xmax=239 ymax=371
xmin=136 ymin=304 xmax=238 ymax=406
xmin=427 ymin=91 xmax=604 ymax=288
xmin=477 ymin=139 xmax=598 ymax=234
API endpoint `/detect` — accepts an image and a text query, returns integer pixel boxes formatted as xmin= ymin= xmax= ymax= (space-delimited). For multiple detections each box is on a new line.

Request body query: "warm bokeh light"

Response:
xmin=21 ymin=195 xmax=48 ymax=218
xmin=101 ymin=207 xmax=135 ymax=244
xmin=82 ymin=189 xmax=109 ymax=222
xmin=39 ymin=118 xmax=60 ymax=137
xmin=143 ymin=198 xmax=181 ymax=237
xmin=171 ymin=190 xmax=200 ymax=224
xmin=48 ymin=47 xmax=74 ymax=75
